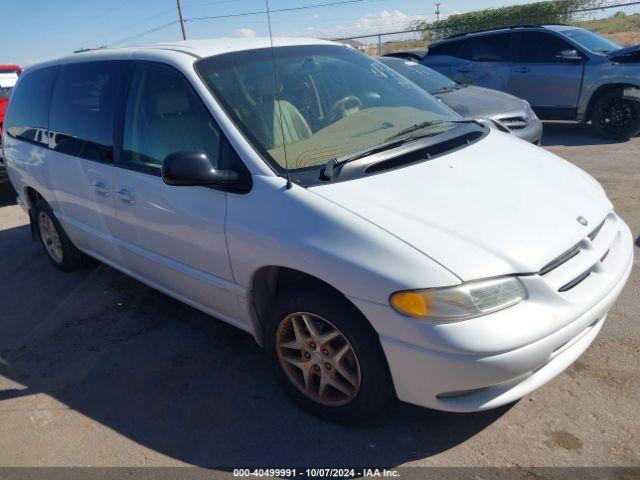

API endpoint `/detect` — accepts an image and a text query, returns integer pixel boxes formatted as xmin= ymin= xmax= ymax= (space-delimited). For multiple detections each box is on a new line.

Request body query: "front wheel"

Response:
xmin=264 ymin=289 xmax=394 ymax=422
xmin=591 ymin=89 xmax=640 ymax=139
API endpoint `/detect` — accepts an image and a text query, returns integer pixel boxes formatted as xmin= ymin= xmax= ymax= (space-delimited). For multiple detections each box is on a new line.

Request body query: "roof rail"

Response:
xmin=446 ymin=24 xmax=564 ymax=39
xmin=74 ymin=46 xmax=108 ymax=54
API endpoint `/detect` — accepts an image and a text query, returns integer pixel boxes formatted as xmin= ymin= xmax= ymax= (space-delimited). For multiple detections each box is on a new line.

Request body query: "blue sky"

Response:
xmin=2 ymin=0 xmax=534 ymax=66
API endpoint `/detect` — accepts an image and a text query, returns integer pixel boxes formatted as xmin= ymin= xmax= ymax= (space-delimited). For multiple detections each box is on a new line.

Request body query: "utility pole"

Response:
xmin=177 ymin=0 xmax=187 ymax=40
xmin=435 ymin=2 xmax=441 ymax=22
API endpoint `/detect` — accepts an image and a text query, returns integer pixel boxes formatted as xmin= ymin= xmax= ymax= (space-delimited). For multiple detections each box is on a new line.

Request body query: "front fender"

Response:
xmin=226 ymin=175 xmax=461 ymax=306
xmin=578 ymin=65 xmax=640 ymax=120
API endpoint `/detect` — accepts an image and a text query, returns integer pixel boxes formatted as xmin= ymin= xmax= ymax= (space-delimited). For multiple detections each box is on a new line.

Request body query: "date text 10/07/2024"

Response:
xmin=233 ymin=469 xmax=401 ymax=478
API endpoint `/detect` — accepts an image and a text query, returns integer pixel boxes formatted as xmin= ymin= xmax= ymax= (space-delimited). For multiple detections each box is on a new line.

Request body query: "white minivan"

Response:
xmin=4 ymin=38 xmax=633 ymax=421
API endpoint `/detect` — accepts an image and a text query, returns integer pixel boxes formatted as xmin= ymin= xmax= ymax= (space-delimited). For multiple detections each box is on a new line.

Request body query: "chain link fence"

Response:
xmin=332 ymin=0 xmax=640 ymax=56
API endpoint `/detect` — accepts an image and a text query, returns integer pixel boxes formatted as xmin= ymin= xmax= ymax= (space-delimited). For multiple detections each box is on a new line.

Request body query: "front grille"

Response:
xmin=539 ymin=212 xmax=620 ymax=293
xmin=495 ymin=115 xmax=530 ymax=131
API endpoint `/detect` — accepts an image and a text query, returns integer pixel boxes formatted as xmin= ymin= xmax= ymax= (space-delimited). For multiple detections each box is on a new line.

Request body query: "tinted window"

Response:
xmin=470 ymin=34 xmax=512 ymax=61
xmin=517 ymin=32 xmax=575 ymax=63
xmin=121 ymin=62 xmax=221 ymax=174
xmin=427 ymin=41 xmax=463 ymax=58
xmin=50 ymin=61 xmax=126 ymax=162
xmin=4 ymin=66 xmax=58 ymax=146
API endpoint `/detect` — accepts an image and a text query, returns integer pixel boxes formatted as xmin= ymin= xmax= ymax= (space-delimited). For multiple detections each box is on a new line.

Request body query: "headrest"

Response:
xmin=154 ymin=88 xmax=190 ymax=116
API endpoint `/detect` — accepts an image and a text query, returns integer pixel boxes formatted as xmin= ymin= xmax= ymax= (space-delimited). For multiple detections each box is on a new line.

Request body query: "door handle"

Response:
xmin=92 ymin=179 xmax=111 ymax=197
xmin=515 ymin=67 xmax=530 ymax=73
xmin=116 ymin=186 xmax=135 ymax=204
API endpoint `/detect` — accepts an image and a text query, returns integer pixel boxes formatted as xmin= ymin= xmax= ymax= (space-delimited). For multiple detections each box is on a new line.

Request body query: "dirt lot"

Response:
xmin=0 ymin=123 xmax=638 ymax=470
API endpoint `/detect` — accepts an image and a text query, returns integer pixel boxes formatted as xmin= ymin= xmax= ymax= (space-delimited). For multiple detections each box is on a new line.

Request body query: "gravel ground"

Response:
xmin=0 ymin=122 xmax=638 ymax=469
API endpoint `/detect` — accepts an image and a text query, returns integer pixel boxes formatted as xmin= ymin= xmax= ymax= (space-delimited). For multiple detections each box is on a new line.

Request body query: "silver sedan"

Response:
xmin=379 ymin=56 xmax=543 ymax=144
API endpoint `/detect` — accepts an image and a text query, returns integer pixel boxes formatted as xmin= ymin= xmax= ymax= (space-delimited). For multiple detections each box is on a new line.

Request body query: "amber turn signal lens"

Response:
xmin=390 ymin=291 xmax=430 ymax=317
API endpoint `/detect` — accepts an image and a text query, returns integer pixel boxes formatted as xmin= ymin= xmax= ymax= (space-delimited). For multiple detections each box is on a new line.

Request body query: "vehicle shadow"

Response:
xmin=541 ymin=122 xmax=630 ymax=147
xmin=0 ymin=223 xmax=508 ymax=468
xmin=0 ymin=180 xmax=17 ymax=207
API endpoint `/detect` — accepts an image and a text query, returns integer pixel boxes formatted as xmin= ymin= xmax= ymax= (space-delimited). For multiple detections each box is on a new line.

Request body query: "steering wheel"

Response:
xmin=328 ymin=96 xmax=363 ymax=122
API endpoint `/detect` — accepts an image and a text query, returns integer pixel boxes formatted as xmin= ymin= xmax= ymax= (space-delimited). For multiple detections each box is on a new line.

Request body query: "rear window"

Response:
xmin=49 ymin=61 xmax=127 ymax=162
xmin=4 ymin=66 xmax=58 ymax=146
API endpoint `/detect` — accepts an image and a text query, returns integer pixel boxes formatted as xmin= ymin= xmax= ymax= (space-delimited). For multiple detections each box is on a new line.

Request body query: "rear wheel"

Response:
xmin=591 ymin=89 xmax=640 ymax=139
xmin=34 ymin=201 xmax=89 ymax=271
xmin=264 ymin=289 xmax=394 ymax=422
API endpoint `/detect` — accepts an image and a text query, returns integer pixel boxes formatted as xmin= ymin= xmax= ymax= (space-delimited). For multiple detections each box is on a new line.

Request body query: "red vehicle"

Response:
xmin=0 ymin=64 xmax=22 ymax=178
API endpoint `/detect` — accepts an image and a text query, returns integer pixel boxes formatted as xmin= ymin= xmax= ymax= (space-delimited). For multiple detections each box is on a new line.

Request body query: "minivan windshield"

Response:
xmin=561 ymin=28 xmax=622 ymax=54
xmin=377 ymin=57 xmax=457 ymax=94
xmin=196 ymin=45 xmax=458 ymax=173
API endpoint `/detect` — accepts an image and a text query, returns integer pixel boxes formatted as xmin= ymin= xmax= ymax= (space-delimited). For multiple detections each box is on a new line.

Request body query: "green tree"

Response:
xmin=412 ymin=0 xmax=607 ymax=40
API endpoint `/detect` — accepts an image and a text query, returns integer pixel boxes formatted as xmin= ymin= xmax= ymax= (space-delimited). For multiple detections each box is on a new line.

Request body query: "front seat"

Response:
xmin=270 ymin=99 xmax=313 ymax=148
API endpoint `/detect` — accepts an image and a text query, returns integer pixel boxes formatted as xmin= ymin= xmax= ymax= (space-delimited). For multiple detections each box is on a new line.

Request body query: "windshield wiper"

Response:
xmin=321 ymin=119 xmax=480 ymax=181
xmin=430 ymin=86 xmax=454 ymax=94
xmin=384 ymin=119 xmax=476 ymax=143
xmin=321 ymin=137 xmax=411 ymax=181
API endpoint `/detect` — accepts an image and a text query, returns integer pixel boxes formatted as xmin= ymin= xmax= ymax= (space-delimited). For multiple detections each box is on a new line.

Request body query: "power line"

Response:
xmin=107 ymin=21 xmax=179 ymax=46
xmin=185 ymin=0 xmax=369 ymax=22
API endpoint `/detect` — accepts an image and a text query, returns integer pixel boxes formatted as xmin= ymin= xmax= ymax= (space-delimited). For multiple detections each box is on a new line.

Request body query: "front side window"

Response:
xmin=121 ymin=62 xmax=221 ymax=174
xmin=470 ymin=34 xmax=513 ymax=62
xmin=517 ymin=32 xmax=576 ymax=63
xmin=49 ymin=61 xmax=127 ymax=162
xmin=4 ymin=66 xmax=58 ymax=146
xmin=196 ymin=45 xmax=456 ymax=174
xmin=560 ymin=28 xmax=621 ymax=54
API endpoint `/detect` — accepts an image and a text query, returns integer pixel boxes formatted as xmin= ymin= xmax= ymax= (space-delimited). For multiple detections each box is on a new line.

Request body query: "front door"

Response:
xmin=110 ymin=61 xmax=243 ymax=325
xmin=508 ymin=32 xmax=585 ymax=114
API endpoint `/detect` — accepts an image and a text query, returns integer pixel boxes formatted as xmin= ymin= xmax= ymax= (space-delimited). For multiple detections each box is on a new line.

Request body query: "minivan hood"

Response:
xmin=435 ymin=85 xmax=526 ymax=118
xmin=310 ymin=131 xmax=612 ymax=281
xmin=607 ymin=44 xmax=640 ymax=62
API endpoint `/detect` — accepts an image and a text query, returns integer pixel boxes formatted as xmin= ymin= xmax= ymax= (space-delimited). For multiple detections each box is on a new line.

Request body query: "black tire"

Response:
xmin=591 ymin=89 xmax=640 ymax=140
xmin=264 ymin=288 xmax=394 ymax=422
xmin=34 ymin=200 xmax=89 ymax=271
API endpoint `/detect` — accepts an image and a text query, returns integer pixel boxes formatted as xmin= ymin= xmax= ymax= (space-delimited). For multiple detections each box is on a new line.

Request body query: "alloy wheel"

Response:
xmin=599 ymin=98 xmax=638 ymax=136
xmin=276 ymin=312 xmax=361 ymax=407
xmin=38 ymin=211 xmax=63 ymax=263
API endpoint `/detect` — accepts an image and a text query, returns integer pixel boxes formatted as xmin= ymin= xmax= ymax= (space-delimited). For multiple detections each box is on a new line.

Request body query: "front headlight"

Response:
xmin=389 ymin=277 xmax=526 ymax=321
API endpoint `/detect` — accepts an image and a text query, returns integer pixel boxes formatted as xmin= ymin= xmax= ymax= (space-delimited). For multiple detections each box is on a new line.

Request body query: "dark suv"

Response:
xmin=422 ymin=25 xmax=640 ymax=139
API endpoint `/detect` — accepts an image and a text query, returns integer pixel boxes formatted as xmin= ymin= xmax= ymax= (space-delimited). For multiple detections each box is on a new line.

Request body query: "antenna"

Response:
xmin=265 ymin=0 xmax=293 ymax=190
xmin=177 ymin=0 xmax=187 ymax=40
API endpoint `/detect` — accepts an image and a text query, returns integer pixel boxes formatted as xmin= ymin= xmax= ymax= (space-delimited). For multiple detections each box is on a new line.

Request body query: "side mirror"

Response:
xmin=556 ymin=49 xmax=582 ymax=62
xmin=162 ymin=151 xmax=239 ymax=187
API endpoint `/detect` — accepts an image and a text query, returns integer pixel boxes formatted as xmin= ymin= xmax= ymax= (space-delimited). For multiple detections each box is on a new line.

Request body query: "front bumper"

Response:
xmin=351 ymin=214 xmax=633 ymax=412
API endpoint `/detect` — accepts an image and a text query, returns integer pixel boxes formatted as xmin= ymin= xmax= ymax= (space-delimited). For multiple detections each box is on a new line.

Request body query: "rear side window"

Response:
xmin=470 ymin=34 xmax=512 ymax=61
xmin=120 ymin=62 xmax=221 ymax=174
xmin=49 ymin=61 xmax=126 ymax=162
xmin=427 ymin=41 xmax=463 ymax=58
xmin=517 ymin=32 xmax=575 ymax=63
xmin=4 ymin=66 xmax=58 ymax=146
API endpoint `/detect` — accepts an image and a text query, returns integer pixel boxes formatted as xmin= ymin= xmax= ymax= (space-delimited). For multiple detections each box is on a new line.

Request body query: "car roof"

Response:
xmin=434 ymin=24 xmax=578 ymax=44
xmin=29 ymin=37 xmax=338 ymax=70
